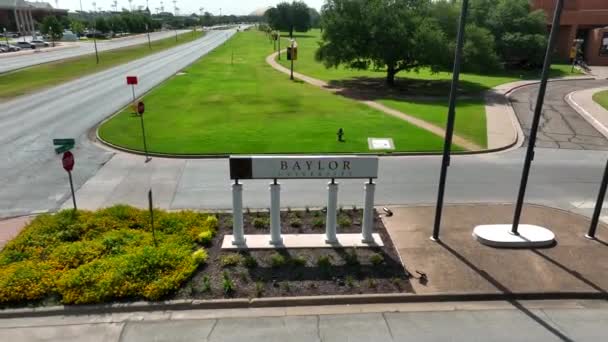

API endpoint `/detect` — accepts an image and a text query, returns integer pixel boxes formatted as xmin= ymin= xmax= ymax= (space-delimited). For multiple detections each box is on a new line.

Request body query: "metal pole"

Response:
xmin=139 ymin=113 xmax=149 ymax=161
xmin=146 ymin=24 xmax=151 ymax=49
xmin=431 ymin=0 xmax=469 ymax=241
xmin=587 ymin=159 xmax=608 ymax=239
xmin=93 ymin=19 xmax=99 ymax=64
xmin=290 ymin=40 xmax=294 ymax=80
xmin=278 ymin=32 xmax=281 ymax=60
xmin=175 ymin=29 xmax=178 ymax=42
xmin=511 ymin=0 xmax=564 ymax=235
xmin=68 ymin=171 xmax=77 ymax=211
xmin=149 ymin=189 xmax=157 ymax=246
xmin=131 ymin=85 xmax=136 ymax=106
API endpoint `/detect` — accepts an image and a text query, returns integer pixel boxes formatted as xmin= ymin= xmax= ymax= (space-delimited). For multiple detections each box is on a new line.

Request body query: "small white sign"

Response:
xmin=368 ymin=138 xmax=395 ymax=150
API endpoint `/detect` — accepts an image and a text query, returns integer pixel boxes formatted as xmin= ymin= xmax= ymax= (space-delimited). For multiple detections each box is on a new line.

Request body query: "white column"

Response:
xmin=231 ymin=182 xmax=246 ymax=245
xmin=28 ymin=11 xmax=36 ymax=39
xmin=362 ymin=179 xmax=376 ymax=243
xmin=14 ymin=10 xmax=22 ymax=37
xmin=269 ymin=181 xmax=283 ymax=245
xmin=325 ymin=180 xmax=338 ymax=243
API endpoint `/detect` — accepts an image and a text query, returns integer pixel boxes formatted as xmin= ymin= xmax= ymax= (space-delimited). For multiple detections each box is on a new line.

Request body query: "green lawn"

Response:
xmin=276 ymin=30 xmax=580 ymax=147
xmin=0 ymin=30 xmax=204 ymax=100
xmin=593 ymin=90 xmax=608 ymax=111
xmin=99 ymin=30 xmax=454 ymax=154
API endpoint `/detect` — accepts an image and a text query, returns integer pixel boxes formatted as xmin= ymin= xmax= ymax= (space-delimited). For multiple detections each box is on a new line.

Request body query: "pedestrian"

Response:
xmin=337 ymin=128 xmax=344 ymax=142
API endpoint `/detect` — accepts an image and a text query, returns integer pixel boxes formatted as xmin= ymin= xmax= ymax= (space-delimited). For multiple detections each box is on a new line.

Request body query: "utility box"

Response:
xmin=287 ymin=41 xmax=298 ymax=61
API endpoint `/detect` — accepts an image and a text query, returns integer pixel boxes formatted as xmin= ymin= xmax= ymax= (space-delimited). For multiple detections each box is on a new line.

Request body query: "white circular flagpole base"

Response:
xmin=473 ymin=224 xmax=555 ymax=248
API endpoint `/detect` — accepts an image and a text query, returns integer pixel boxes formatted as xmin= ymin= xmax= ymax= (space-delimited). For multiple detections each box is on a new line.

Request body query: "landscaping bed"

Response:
xmin=0 ymin=206 xmax=411 ymax=308
xmin=173 ymin=208 xmax=412 ymax=300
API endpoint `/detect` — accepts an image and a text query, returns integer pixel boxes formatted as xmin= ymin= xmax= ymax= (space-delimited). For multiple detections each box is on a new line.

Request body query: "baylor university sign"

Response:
xmin=225 ymin=156 xmax=381 ymax=249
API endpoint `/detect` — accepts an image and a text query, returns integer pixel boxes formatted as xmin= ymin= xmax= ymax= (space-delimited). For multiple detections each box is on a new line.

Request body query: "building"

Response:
xmin=0 ymin=0 xmax=68 ymax=36
xmin=532 ymin=0 xmax=608 ymax=65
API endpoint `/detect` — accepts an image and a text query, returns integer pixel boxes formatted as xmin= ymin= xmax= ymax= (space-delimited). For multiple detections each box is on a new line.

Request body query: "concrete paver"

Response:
xmin=382 ymin=204 xmax=608 ymax=296
xmin=120 ymin=319 xmax=216 ymax=342
xmin=0 ymin=216 xmax=32 ymax=249
xmin=0 ymin=323 xmax=124 ymax=342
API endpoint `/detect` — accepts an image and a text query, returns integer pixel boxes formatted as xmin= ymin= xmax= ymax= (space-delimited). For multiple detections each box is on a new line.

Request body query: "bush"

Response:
xmin=220 ymin=253 xmax=242 ymax=268
xmin=222 ymin=273 xmax=235 ymax=295
xmin=0 ymin=205 xmax=217 ymax=305
xmin=255 ymin=281 xmax=264 ymax=297
xmin=291 ymin=255 xmax=307 ymax=267
xmin=252 ymin=217 xmax=269 ymax=229
xmin=345 ymin=275 xmax=355 ymax=288
xmin=316 ymin=255 xmax=333 ymax=269
xmin=269 ymin=253 xmax=287 ymax=268
xmin=369 ymin=253 xmax=384 ymax=266
xmin=196 ymin=231 xmax=214 ymax=246
xmin=312 ymin=218 xmax=324 ymax=228
xmin=343 ymin=249 xmax=359 ymax=266
xmin=338 ymin=215 xmax=352 ymax=228
xmin=242 ymin=255 xmax=258 ymax=268
xmin=201 ymin=275 xmax=211 ymax=293
xmin=289 ymin=217 xmax=302 ymax=228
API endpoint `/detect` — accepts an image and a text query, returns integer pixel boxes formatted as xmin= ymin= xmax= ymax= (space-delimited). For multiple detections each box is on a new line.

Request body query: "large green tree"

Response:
xmin=316 ymin=0 xmax=450 ymax=86
xmin=265 ymin=1 xmax=311 ymax=37
xmin=40 ymin=16 xmax=63 ymax=46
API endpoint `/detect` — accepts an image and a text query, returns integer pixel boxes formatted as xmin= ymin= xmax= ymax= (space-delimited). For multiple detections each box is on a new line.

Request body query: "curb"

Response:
xmin=565 ymin=87 xmax=608 ymax=140
xmin=1 ymin=291 xmax=605 ymax=319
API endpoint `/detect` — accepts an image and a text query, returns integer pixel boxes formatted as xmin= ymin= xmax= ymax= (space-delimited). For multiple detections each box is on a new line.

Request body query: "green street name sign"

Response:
xmin=53 ymin=138 xmax=75 ymax=154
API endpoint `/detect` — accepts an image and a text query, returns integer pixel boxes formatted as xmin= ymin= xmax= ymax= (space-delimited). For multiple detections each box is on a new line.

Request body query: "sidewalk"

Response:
xmin=382 ymin=204 xmax=607 ymax=296
xmin=566 ymin=86 xmax=608 ymax=139
xmin=0 ymin=216 xmax=32 ymax=250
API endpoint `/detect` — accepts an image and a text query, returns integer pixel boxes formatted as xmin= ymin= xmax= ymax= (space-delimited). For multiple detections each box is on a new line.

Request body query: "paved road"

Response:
xmin=510 ymin=79 xmax=608 ymax=150
xmin=0 ymin=30 xmax=236 ymax=218
xmin=1 ymin=300 xmax=606 ymax=341
xmin=0 ymin=30 xmax=190 ymax=73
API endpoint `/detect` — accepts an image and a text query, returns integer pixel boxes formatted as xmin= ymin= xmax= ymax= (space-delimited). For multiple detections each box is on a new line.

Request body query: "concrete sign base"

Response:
xmin=221 ymin=233 xmax=384 ymax=250
xmin=473 ymin=224 xmax=555 ymax=248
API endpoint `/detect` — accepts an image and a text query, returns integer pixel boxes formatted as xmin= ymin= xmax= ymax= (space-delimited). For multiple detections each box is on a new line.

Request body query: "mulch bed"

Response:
xmin=173 ymin=209 xmax=413 ymax=300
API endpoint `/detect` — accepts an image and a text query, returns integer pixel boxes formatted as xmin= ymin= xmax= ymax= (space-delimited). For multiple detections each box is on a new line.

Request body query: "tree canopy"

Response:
xmin=40 ymin=16 xmax=63 ymax=46
xmin=316 ymin=0 xmax=548 ymax=86
xmin=265 ymin=1 xmax=311 ymax=37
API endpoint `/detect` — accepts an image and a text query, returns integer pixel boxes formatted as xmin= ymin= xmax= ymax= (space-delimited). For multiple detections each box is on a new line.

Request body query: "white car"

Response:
xmin=0 ymin=43 xmax=21 ymax=52
xmin=30 ymin=40 xmax=50 ymax=48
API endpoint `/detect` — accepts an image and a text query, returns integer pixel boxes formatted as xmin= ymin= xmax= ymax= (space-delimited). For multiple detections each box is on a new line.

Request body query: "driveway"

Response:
xmin=509 ymin=79 xmax=608 ymax=150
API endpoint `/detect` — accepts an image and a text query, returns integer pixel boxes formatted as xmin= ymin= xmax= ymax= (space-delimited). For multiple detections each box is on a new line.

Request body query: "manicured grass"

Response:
xmin=379 ymin=98 xmax=487 ymax=147
xmin=0 ymin=30 xmax=204 ymax=100
xmin=0 ymin=206 xmax=215 ymax=305
xmin=276 ymin=30 xmax=581 ymax=148
xmin=99 ymin=30 xmax=455 ymax=154
xmin=593 ymin=90 xmax=608 ymax=111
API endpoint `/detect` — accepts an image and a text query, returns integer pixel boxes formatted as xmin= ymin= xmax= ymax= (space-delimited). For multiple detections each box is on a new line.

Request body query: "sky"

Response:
xmin=51 ymin=0 xmax=325 ymax=16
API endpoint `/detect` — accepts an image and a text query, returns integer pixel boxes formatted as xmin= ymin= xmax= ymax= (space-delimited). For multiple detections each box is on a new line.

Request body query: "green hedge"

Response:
xmin=0 ymin=205 xmax=216 ymax=305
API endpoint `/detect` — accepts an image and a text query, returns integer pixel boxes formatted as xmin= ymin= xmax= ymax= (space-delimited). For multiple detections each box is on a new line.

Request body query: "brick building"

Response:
xmin=532 ymin=0 xmax=608 ymax=65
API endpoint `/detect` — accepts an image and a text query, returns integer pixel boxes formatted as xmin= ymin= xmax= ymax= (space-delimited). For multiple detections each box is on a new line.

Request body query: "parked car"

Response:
xmin=30 ymin=40 xmax=50 ymax=47
xmin=15 ymin=41 xmax=35 ymax=49
xmin=0 ymin=43 xmax=21 ymax=52
xmin=0 ymin=46 xmax=7 ymax=53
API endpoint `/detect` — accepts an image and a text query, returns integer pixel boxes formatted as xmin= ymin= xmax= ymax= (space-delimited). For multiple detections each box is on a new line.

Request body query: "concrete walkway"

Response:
xmin=382 ymin=204 xmax=607 ymax=296
xmin=0 ymin=216 xmax=32 ymax=250
xmin=566 ymin=85 xmax=608 ymax=139
xmin=265 ymin=51 xmax=483 ymax=151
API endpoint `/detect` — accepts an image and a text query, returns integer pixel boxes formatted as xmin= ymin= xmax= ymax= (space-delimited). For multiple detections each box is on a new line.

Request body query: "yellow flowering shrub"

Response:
xmin=0 ymin=205 xmax=217 ymax=305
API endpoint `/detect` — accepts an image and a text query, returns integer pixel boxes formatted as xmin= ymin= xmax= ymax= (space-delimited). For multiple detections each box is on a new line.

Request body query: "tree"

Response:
xmin=469 ymin=0 xmax=547 ymax=67
xmin=41 ymin=16 xmax=63 ymax=46
xmin=70 ymin=19 xmax=85 ymax=36
xmin=95 ymin=17 xmax=110 ymax=34
xmin=265 ymin=1 xmax=311 ymax=37
xmin=316 ymin=0 xmax=450 ymax=86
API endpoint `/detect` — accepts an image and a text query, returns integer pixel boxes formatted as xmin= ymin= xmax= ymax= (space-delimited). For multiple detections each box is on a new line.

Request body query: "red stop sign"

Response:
xmin=137 ymin=101 xmax=145 ymax=115
xmin=62 ymin=151 xmax=74 ymax=172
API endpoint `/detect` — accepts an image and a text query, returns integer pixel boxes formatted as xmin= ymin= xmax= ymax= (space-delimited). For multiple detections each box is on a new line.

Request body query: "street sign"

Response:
xmin=62 ymin=151 xmax=74 ymax=172
xmin=126 ymin=76 xmax=138 ymax=85
xmin=137 ymin=101 xmax=145 ymax=115
xmin=53 ymin=138 xmax=75 ymax=154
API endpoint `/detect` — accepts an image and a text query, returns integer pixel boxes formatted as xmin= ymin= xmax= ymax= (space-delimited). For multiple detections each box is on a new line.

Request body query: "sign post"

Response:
xmin=148 ymin=189 xmax=157 ymax=246
xmin=62 ymin=151 xmax=77 ymax=211
xmin=146 ymin=24 xmax=151 ymax=49
xmin=136 ymin=100 xmax=150 ymax=162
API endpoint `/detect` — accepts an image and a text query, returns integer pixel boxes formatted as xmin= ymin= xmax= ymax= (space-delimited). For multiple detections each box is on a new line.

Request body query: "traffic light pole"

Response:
xmin=432 ymin=0 xmax=468 ymax=241
xmin=511 ymin=0 xmax=564 ymax=235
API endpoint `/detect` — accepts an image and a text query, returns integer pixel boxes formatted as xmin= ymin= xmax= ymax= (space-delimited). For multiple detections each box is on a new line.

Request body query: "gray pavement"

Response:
xmin=0 ymin=30 xmax=190 ymax=73
xmin=1 ymin=300 xmax=606 ymax=341
xmin=0 ymin=29 xmax=236 ymax=218
xmin=509 ymin=79 xmax=608 ymax=150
